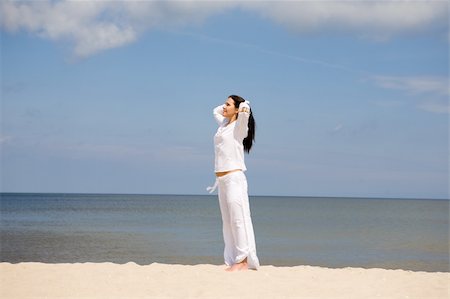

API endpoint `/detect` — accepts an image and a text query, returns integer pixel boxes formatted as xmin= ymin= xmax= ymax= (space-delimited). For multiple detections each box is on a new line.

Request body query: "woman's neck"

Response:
xmin=226 ymin=115 xmax=237 ymax=125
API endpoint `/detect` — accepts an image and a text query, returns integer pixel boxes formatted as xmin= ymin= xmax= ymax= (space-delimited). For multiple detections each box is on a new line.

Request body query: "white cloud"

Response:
xmin=242 ymin=1 xmax=448 ymax=40
xmin=0 ymin=1 xmax=137 ymax=57
xmin=0 ymin=0 xmax=448 ymax=58
xmin=0 ymin=0 xmax=235 ymax=57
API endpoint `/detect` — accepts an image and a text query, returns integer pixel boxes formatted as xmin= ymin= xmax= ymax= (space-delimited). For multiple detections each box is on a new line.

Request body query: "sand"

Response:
xmin=1 ymin=262 xmax=448 ymax=299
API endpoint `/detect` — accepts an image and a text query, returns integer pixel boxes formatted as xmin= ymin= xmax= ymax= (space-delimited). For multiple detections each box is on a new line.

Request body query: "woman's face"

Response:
xmin=222 ymin=97 xmax=238 ymax=119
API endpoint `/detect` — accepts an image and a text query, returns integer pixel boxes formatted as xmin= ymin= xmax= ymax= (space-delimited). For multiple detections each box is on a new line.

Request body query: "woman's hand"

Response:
xmin=239 ymin=101 xmax=250 ymax=113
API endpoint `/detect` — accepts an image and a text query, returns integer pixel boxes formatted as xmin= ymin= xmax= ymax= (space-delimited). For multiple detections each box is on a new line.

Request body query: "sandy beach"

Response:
xmin=1 ymin=262 xmax=448 ymax=299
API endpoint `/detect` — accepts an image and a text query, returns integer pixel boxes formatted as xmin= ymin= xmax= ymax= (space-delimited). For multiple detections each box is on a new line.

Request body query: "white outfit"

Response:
xmin=213 ymin=104 xmax=248 ymax=173
xmin=209 ymin=102 xmax=260 ymax=270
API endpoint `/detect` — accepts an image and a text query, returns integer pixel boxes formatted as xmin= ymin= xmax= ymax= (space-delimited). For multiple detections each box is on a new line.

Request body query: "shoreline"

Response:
xmin=1 ymin=262 xmax=448 ymax=298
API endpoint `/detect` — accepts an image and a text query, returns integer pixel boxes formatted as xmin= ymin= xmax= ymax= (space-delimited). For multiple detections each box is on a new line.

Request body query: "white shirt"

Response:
xmin=213 ymin=103 xmax=250 ymax=173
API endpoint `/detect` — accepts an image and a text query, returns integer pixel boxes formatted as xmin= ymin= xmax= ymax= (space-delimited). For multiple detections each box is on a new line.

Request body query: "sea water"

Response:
xmin=1 ymin=193 xmax=448 ymax=272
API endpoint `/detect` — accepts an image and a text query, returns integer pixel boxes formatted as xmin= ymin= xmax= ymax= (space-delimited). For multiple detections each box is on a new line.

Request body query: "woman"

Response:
xmin=207 ymin=94 xmax=260 ymax=271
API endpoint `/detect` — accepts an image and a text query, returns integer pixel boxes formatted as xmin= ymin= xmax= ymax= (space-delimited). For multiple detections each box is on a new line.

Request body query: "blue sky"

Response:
xmin=1 ymin=1 xmax=449 ymax=199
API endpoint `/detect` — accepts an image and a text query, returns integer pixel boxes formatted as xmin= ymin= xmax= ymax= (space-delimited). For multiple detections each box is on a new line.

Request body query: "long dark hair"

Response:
xmin=229 ymin=94 xmax=256 ymax=153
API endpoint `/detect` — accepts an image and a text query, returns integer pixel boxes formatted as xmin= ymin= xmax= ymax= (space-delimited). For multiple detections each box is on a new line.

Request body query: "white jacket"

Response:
xmin=213 ymin=102 xmax=251 ymax=173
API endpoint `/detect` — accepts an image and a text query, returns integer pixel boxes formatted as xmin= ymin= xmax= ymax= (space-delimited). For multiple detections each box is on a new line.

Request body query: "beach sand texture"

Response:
xmin=1 ymin=262 xmax=448 ymax=299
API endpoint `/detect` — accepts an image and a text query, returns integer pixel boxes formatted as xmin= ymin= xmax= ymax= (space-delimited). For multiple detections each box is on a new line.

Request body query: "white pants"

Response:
xmin=217 ymin=171 xmax=260 ymax=269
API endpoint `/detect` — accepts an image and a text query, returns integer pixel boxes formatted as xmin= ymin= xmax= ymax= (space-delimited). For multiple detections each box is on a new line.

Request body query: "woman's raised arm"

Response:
xmin=213 ymin=104 xmax=226 ymax=125
xmin=234 ymin=101 xmax=251 ymax=139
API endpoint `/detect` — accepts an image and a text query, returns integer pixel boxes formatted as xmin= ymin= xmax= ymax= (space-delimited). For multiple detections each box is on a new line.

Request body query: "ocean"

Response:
xmin=1 ymin=193 xmax=448 ymax=272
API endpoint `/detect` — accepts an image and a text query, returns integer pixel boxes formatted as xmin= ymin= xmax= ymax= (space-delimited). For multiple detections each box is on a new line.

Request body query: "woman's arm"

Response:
xmin=213 ymin=105 xmax=226 ymax=125
xmin=234 ymin=101 xmax=251 ymax=139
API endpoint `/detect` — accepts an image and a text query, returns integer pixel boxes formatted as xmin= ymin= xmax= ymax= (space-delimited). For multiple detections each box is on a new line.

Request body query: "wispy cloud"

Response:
xmin=417 ymin=100 xmax=450 ymax=114
xmin=178 ymin=37 xmax=447 ymax=116
xmin=331 ymin=123 xmax=344 ymax=134
xmin=371 ymin=75 xmax=450 ymax=114
xmin=31 ymin=140 xmax=209 ymax=165
xmin=176 ymin=30 xmax=369 ymax=75
xmin=372 ymin=76 xmax=450 ymax=96
xmin=1 ymin=0 xmax=447 ymax=58
xmin=2 ymin=81 xmax=27 ymax=95
xmin=0 ymin=135 xmax=12 ymax=144
xmin=60 ymin=143 xmax=150 ymax=160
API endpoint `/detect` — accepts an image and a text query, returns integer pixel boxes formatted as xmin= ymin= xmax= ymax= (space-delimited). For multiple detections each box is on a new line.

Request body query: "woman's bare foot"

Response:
xmin=225 ymin=258 xmax=248 ymax=272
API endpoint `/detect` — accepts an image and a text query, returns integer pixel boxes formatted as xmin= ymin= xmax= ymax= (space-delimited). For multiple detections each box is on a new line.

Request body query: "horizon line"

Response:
xmin=1 ymin=191 xmax=448 ymax=201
